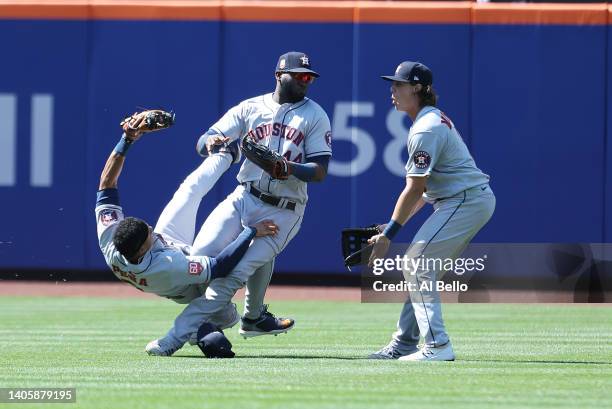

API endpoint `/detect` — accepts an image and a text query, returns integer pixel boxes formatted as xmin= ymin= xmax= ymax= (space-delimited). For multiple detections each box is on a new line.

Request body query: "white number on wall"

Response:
xmin=328 ymin=102 xmax=376 ymax=177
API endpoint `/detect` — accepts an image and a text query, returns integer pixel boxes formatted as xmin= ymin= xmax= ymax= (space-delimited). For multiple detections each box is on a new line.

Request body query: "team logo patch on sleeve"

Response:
xmin=188 ymin=262 xmax=203 ymax=276
xmin=413 ymin=151 xmax=431 ymax=169
xmin=325 ymin=131 xmax=332 ymax=148
xmin=100 ymin=209 xmax=119 ymax=226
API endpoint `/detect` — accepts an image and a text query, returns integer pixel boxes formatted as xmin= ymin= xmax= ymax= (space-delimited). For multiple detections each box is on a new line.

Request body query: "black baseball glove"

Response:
xmin=341 ymin=224 xmax=385 ymax=270
xmin=120 ymin=109 xmax=175 ymax=139
xmin=240 ymin=135 xmax=290 ymax=180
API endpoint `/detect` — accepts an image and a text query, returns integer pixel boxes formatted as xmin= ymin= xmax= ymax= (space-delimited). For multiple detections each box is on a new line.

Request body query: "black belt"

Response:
xmin=243 ymin=183 xmax=296 ymax=211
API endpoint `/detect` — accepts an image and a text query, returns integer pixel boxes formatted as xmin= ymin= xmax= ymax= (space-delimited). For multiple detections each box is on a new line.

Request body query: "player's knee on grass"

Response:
xmin=196 ymin=323 xmax=235 ymax=358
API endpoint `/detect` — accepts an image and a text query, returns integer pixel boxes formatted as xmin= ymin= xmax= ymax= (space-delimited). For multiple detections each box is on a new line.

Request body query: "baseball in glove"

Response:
xmin=240 ymin=135 xmax=290 ymax=180
xmin=341 ymin=224 xmax=385 ymax=271
xmin=120 ymin=109 xmax=175 ymax=140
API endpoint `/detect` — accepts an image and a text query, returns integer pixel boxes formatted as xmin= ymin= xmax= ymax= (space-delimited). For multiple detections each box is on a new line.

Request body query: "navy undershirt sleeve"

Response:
xmin=291 ymin=155 xmax=330 ymax=182
xmin=96 ymin=188 xmax=120 ymax=207
xmin=209 ymin=227 xmax=257 ymax=280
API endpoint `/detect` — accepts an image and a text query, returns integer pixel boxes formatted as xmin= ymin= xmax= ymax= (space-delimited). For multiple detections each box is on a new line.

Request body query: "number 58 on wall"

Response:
xmin=329 ymin=102 xmax=408 ymax=178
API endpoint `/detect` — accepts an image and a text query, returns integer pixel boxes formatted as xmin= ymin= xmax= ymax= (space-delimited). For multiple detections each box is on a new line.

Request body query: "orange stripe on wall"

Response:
xmin=91 ymin=1 xmax=221 ymax=21
xmin=223 ymin=1 xmax=354 ymax=23
xmin=355 ymin=2 xmax=471 ymax=24
xmin=0 ymin=0 xmax=221 ymax=20
xmin=473 ymin=3 xmax=608 ymax=26
xmin=0 ymin=1 xmax=88 ymax=19
xmin=0 ymin=0 xmax=609 ymax=25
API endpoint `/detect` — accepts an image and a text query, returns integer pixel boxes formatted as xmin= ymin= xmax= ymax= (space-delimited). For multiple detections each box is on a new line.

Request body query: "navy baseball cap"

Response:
xmin=381 ymin=61 xmax=433 ymax=85
xmin=275 ymin=51 xmax=320 ymax=78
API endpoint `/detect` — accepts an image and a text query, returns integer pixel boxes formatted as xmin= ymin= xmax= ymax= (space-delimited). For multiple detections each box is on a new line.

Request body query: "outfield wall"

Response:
xmin=0 ymin=1 xmax=610 ymax=275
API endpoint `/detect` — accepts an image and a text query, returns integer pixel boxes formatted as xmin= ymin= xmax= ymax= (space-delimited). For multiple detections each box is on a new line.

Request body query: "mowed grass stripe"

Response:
xmin=0 ymin=297 xmax=610 ymax=409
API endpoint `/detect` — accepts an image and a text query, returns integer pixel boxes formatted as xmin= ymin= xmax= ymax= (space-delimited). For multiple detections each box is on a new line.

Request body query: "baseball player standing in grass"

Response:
xmin=95 ymin=110 xmax=279 ymax=357
xmin=367 ymin=61 xmax=495 ymax=361
xmin=146 ymin=51 xmax=332 ymax=355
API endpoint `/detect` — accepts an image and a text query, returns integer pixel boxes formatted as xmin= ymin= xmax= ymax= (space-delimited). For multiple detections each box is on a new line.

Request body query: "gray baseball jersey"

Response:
xmin=386 ymin=106 xmax=496 ymax=352
xmin=405 ymin=106 xmax=489 ymax=201
xmin=208 ymin=93 xmax=332 ymax=204
xmin=95 ymin=203 xmax=213 ymax=298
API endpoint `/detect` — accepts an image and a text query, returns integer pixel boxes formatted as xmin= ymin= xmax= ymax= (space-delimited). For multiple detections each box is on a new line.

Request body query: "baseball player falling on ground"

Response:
xmin=146 ymin=51 xmax=333 ymax=356
xmin=95 ymin=110 xmax=279 ymax=358
xmin=367 ymin=61 xmax=496 ymax=361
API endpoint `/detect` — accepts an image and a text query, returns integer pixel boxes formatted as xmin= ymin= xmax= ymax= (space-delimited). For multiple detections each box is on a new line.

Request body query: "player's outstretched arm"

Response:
xmin=98 ymin=130 xmax=138 ymax=190
xmin=99 ymin=150 xmax=126 ymax=190
xmin=208 ymin=220 xmax=279 ymax=280
xmin=99 ymin=110 xmax=175 ymax=190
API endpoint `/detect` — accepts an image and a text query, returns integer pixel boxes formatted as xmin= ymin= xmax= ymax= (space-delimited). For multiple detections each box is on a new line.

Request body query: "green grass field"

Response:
xmin=1 ymin=297 xmax=610 ymax=409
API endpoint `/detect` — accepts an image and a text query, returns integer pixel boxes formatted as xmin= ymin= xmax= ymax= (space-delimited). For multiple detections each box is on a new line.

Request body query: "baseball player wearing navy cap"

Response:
xmin=381 ymin=61 xmax=432 ymax=86
xmin=95 ymin=111 xmax=280 ymax=357
xmin=275 ymin=51 xmax=320 ymax=77
xmin=367 ymin=61 xmax=496 ymax=361
xmin=142 ymin=51 xmax=332 ymax=355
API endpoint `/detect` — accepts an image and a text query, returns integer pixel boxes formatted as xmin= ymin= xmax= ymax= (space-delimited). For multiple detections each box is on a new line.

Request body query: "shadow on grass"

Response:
xmin=172 ymin=355 xmax=611 ymax=364
xmin=462 ymin=358 xmax=612 ymax=365
xmin=173 ymin=354 xmax=364 ymax=360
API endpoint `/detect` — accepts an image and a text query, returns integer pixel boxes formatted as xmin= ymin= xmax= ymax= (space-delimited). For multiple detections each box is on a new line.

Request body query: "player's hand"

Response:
xmin=367 ymin=234 xmax=390 ymax=267
xmin=122 ymin=112 xmax=146 ymax=141
xmin=252 ymin=220 xmax=279 ymax=237
xmin=206 ymin=135 xmax=230 ymax=154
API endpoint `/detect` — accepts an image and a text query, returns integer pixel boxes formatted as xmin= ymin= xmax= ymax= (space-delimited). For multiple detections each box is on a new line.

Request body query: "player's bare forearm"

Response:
xmin=408 ymin=197 xmax=426 ymax=218
xmin=99 ymin=151 xmax=125 ymax=190
xmin=391 ymin=176 xmax=427 ymax=225
xmin=366 ymin=180 xmax=424 ymax=265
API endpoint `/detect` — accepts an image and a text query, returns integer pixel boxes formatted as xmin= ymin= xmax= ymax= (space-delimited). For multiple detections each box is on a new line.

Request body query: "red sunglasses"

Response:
xmin=290 ymin=72 xmax=315 ymax=84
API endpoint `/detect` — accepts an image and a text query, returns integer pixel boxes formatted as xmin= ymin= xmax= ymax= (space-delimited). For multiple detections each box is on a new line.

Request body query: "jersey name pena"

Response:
xmin=209 ymin=93 xmax=332 ymax=203
xmin=405 ymin=106 xmax=490 ymax=201
xmin=95 ymin=204 xmax=212 ymax=298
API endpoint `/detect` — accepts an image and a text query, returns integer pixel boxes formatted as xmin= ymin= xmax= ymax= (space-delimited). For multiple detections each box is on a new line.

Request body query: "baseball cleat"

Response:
xmin=238 ymin=304 xmax=294 ymax=339
xmin=145 ymin=337 xmax=183 ymax=357
xmin=398 ymin=341 xmax=455 ymax=362
xmin=367 ymin=341 xmax=419 ymax=360
xmin=188 ymin=303 xmax=241 ymax=346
